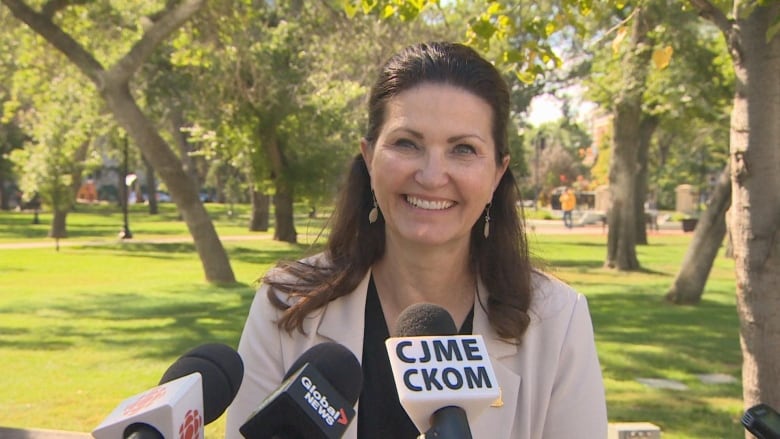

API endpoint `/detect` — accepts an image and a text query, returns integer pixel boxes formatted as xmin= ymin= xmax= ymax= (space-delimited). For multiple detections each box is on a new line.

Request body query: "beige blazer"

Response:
xmin=225 ymin=269 xmax=607 ymax=439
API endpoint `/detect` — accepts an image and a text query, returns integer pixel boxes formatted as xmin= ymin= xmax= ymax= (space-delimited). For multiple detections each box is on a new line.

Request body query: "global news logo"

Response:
xmin=300 ymin=375 xmax=350 ymax=427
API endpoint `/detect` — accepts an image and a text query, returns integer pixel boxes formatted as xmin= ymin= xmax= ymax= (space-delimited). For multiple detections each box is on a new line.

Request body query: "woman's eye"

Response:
xmin=393 ymin=138 xmax=418 ymax=149
xmin=453 ymin=144 xmax=477 ymax=155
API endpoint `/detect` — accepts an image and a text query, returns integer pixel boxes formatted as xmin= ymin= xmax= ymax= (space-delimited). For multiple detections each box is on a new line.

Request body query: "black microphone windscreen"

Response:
xmin=159 ymin=343 xmax=244 ymax=424
xmin=283 ymin=342 xmax=362 ymax=405
xmin=394 ymin=303 xmax=457 ymax=337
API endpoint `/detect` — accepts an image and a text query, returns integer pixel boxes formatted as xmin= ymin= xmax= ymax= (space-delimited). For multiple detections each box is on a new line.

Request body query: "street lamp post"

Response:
xmin=119 ymin=134 xmax=133 ymax=239
xmin=534 ymin=134 xmax=545 ymax=211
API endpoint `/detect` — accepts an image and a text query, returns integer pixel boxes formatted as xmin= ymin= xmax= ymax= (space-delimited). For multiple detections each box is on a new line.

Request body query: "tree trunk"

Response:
xmin=117 ymin=164 xmax=127 ymax=209
xmin=104 ymin=83 xmax=235 ymax=282
xmin=729 ymin=6 xmax=780 ymax=419
xmin=143 ymin=154 xmax=158 ymax=215
xmin=249 ymin=189 xmax=269 ymax=231
xmin=1 ymin=0 xmax=236 ymax=283
xmin=665 ymin=163 xmax=731 ymax=304
xmin=258 ymin=117 xmax=297 ymax=243
xmin=49 ymin=208 xmax=67 ymax=238
xmin=0 ymin=176 xmax=8 ymax=210
xmin=605 ymin=6 xmax=653 ymax=270
xmin=692 ymin=0 xmax=780 ymax=421
xmin=273 ymin=187 xmax=296 ymax=243
xmin=635 ymin=115 xmax=658 ymax=245
xmin=69 ymin=140 xmax=89 ymax=211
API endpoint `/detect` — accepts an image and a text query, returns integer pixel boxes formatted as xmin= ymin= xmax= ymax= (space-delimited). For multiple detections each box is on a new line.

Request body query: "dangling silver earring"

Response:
xmin=369 ymin=190 xmax=379 ymax=224
xmin=483 ymin=203 xmax=491 ymax=238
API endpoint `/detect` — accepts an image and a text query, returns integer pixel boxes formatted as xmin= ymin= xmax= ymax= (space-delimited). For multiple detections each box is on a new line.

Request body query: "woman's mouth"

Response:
xmin=405 ymin=195 xmax=455 ymax=210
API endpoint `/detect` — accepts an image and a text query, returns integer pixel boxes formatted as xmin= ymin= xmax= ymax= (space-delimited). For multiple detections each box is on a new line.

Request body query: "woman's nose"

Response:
xmin=414 ymin=151 xmax=449 ymax=187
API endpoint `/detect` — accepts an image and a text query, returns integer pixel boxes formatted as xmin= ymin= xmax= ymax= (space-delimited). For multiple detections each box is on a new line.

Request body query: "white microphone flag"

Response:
xmin=385 ymin=335 xmax=500 ymax=433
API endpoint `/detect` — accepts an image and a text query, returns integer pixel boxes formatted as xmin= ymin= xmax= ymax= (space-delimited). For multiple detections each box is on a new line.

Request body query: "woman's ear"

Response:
xmin=360 ymin=138 xmax=373 ymax=175
xmin=493 ymin=154 xmax=510 ymax=192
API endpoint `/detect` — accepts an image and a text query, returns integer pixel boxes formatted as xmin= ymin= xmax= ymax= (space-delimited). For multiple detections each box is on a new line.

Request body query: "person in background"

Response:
xmin=645 ymin=193 xmax=660 ymax=232
xmin=225 ymin=42 xmax=607 ymax=439
xmin=559 ymin=186 xmax=576 ymax=229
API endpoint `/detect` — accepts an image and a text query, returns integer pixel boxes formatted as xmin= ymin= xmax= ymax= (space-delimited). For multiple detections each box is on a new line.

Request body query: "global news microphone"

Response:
xmin=225 ymin=41 xmax=607 ymax=439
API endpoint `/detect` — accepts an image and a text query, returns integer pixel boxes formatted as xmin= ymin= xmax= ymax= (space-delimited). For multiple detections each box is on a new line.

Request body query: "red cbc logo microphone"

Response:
xmin=178 ymin=409 xmax=203 ymax=439
xmin=122 ymin=387 xmax=167 ymax=417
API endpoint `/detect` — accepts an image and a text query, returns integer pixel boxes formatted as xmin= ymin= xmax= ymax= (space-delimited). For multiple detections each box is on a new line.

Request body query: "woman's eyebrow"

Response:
xmin=386 ymin=127 xmax=424 ymax=139
xmin=448 ymin=133 xmax=486 ymax=143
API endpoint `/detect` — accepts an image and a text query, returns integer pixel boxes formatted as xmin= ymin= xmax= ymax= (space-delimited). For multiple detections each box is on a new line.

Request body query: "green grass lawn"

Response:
xmin=0 ymin=205 xmax=741 ymax=438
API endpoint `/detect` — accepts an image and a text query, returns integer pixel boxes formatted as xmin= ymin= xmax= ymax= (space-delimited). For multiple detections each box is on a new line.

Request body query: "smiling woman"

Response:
xmin=361 ymin=83 xmax=508 ymax=250
xmin=225 ymin=42 xmax=607 ymax=439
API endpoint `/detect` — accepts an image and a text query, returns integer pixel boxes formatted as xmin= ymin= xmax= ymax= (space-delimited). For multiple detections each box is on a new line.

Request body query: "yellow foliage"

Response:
xmin=652 ymin=46 xmax=674 ymax=70
xmin=612 ymin=27 xmax=628 ymax=54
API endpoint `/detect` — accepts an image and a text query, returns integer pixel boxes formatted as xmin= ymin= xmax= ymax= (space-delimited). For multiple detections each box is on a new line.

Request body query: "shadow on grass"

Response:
xmin=229 ymin=243 xmax=322 ymax=265
xmin=82 ymin=242 xmax=200 ymax=258
xmin=0 ymin=213 xmax=51 ymax=239
xmin=0 ymin=241 xmax=313 ymax=360
xmin=592 ymin=289 xmax=740 ymax=366
xmin=593 ymin=288 xmax=743 ymax=437
xmin=547 ymin=259 xmax=605 ymax=269
xmin=607 ymin=390 xmax=743 ymax=438
xmin=0 ymin=284 xmax=255 ymax=360
xmin=0 ymin=205 xmax=197 ymax=241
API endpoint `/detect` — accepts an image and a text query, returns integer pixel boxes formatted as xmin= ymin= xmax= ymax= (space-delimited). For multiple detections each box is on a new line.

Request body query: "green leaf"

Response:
xmin=2 ymin=99 xmax=20 ymax=124
xmin=376 ymin=4 xmax=393 ymax=18
xmin=515 ymin=69 xmax=536 ymax=84
xmin=486 ymin=2 xmax=503 ymax=16
xmin=503 ymin=49 xmax=524 ymax=64
xmin=545 ymin=22 xmax=556 ymax=37
xmin=408 ymin=0 xmax=426 ymax=11
xmin=343 ymin=1 xmax=359 ymax=19
xmin=470 ymin=18 xmax=497 ymax=40
xmin=361 ymin=0 xmax=378 ymax=15
xmin=578 ymin=0 xmax=592 ymax=16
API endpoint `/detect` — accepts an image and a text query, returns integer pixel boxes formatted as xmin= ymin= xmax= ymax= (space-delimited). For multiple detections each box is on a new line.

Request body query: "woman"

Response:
xmin=225 ymin=42 xmax=607 ymax=439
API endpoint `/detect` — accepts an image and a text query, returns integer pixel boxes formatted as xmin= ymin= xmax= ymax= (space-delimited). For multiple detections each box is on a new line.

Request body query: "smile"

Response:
xmin=405 ymin=195 xmax=454 ymax=210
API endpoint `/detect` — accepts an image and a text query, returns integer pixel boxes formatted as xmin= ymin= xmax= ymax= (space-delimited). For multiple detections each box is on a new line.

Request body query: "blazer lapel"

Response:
xmin=471 ymin=280 xmax=522 ymax=439
xmin=313 ymin=270 xmax=371 ymax=358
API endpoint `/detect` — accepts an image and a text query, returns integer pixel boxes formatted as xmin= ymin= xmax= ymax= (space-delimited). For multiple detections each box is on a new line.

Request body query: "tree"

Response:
xmin=0 ymin=6 xmax=28 ymax=211
xmin=666 ymin=163 xmax=731 ymax=303
xmin=1 ymin=0 xmax=235 ymax=283
xmin=9 ymin=75 xmax=100 ymax=240
xmin=688 ymin=0 xmax=780 ymax=422
xmin=183 ymin=0 xmax=455 ymax=243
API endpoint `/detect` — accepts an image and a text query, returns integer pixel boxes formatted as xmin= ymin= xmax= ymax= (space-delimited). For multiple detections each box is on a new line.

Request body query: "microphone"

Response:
xmin=385 ymin=303 xmax=500 ymax=438
xmin=742 ymin=403 xmax=780 ymax=439
xmin=239 ymin=342 xmax=363 ymax=439
xmin=92 ymin=343 xmax=244 ymax=439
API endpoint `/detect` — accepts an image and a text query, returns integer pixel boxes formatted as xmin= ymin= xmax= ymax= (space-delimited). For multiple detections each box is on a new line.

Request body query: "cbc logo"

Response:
xmin=178 ymin=409 xmax=203 ymax=439
xmin=122 ymin=387 xmax=167 ymax=416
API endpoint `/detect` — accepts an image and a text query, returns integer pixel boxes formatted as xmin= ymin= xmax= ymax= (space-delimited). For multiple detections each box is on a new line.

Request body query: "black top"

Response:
xmin=357 ymin=276 xmax=474 ymax=438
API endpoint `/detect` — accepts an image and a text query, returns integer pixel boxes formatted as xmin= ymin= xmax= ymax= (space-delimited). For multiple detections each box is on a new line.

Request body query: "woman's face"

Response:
xmin=361 ymin=83 xmax=509 ymax=250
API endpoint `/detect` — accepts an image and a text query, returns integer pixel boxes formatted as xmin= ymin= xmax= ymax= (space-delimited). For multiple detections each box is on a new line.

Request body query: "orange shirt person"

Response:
xmin=560 ymin=188 xmax=576 ymax=228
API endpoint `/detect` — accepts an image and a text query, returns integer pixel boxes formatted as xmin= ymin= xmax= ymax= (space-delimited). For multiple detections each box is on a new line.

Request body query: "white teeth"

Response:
xmin=406 ymin=195 xmax=454 ymax=210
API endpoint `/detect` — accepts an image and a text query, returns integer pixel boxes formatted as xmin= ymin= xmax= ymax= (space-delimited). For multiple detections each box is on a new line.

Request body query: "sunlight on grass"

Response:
xmin=0 ymin=207 xmax=741 ymax=438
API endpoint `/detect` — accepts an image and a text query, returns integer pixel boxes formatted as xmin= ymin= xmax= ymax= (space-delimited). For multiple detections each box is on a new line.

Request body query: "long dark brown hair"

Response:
xmin=265 ymin=42 xmax=533 ymax=341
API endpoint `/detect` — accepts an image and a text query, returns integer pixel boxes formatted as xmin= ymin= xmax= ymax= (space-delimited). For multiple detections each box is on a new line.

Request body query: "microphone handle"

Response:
xmin=124 ymin=423 xmax=164 ymax=439
xmin=422 ymin=406 xmax=473 ymax=439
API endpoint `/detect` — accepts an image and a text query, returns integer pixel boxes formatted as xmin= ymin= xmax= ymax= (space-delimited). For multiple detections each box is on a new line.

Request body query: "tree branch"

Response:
xmin=105 ymin=0 xmax=205 ymax=85
xmin=40 ymin=0 xmax=89 ymax=19
xmin=1 ymin=0 xmax=104 ymax=84
xmin=688 ymin=0 xmax=732 ymax=35
xmin=687 ymin=0 xmax=743 ymax=64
